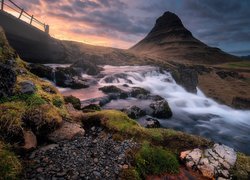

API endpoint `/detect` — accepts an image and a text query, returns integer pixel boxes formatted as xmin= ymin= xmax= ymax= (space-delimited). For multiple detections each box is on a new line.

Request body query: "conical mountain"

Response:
xmin=131 ymin=11 xmax=239 ymax=64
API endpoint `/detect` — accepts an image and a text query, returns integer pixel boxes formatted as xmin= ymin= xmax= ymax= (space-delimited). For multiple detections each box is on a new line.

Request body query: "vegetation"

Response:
xmin=232 ymin=153 xmax=250 ymax=179
xmin=0 ymin=141 xmax=21 ymax=180
xmin=226 ymin=61 xmax=250 ymax=68
xmin=64 ymin=95 xmax=81 ymax=110
xmin=135 ymin=143 xmax=179 ymax=177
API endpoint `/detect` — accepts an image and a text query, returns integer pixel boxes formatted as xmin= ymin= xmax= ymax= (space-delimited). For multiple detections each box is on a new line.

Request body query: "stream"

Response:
xmin=48 ymin=65 xmax=250 ymax=154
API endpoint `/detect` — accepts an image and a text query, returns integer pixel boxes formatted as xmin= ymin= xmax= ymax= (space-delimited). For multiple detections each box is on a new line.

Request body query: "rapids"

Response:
xmin=49 ymin=65 xmax=250 ymax=154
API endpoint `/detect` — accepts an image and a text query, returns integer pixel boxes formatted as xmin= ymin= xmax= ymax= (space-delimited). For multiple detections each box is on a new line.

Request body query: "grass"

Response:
xmin=225 ymin=61 xmax=250 ymax=69
xmin=0 ymin=141 xmax=21 ymax=180
xmin=232 ymin=153 xmax=250 ymax=179
xmin=135 ymin=142 xmax=179 ymax=177
xmin=64 ymin=95 xmax=81 ymax=110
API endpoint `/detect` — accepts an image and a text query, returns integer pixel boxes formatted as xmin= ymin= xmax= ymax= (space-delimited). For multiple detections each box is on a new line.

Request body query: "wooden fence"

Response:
xmin=0 ymin=0 xmax=49 ymax=34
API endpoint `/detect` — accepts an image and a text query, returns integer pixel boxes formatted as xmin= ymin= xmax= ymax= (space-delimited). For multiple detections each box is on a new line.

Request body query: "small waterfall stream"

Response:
xmin=48 ymin=65 xmax=250 ymax=154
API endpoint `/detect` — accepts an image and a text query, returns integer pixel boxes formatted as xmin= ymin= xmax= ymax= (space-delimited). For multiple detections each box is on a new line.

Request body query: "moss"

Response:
xmin=135 ymin=142 xmax=179 ymax=177
xmin=52 ymin=96 xmax=64 ymax=108
xmin=64 ymin=95 xmax=81 ymax=110
xmin=120 ymin=168 xmax=141 ymax=180
xmin=82 ymin=110 xmax=211 ymax=152
xmin=232 ymin=153 xmax=250 ymax=179
xmin=0 ymin=141 xmax=22 ymax=180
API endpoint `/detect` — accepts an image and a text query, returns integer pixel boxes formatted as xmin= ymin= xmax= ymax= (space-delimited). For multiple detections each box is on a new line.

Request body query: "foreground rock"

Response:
xmin=48 ymin=121 xmax=85 ymax=142
xmin=23 ymin=127 xmax=138 ymax=179
xmin=123 ymin=105 xmax=146 ymax=119
xmin=180 ymin=143 xmax=237 ymax=179
xmin=150 ymin=100 xmax=172 ymax=118
xmin=28 ymin=63 xmax=53 ymax=81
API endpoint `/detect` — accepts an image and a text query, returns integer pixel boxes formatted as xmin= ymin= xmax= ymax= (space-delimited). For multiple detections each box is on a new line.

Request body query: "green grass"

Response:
xmin=232 ymin=153 xmax=250 ymax=179
xmin=226 ymin=61 xmax=250 ymax=68
xmin=135 ymin=142 xmax=179 ymax=177
xmin=0 ymin=141 xmax=21 ymax=180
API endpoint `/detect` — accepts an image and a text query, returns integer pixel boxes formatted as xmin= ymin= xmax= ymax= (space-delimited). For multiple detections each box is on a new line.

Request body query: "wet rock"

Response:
xmin=232 ymin=97 xmax=250 ymax=110
xmin=149 ymin=100 xmax=172 ymax=118
xmin=99 ymin=85 xmax=123 ymax=94
xmin=19 ymin=80 xmax=36 ymax=94
xmin=144 ymin=117 xmax=161 ymax=128
xmin=0 ymin=60 xmax=16 ymax=98
xmin=180 ymin=143 xmax=237 ymax=179
xmin=55 ymin=67 xmax=88 ymax=89
xmin=71 ymin=59 xmax=103 ymax=75
xmin=123 ymin=105 xmax=146 ymax=119
xmin=48 ymin=122 xmax=85 ymax=142
xmin=28 ymin=63 xmax=53 ymax=80
xmin=130 ymin=87 xmax=150 ymax=99
xmin=173 ymin=66 xmax=198 ymax=93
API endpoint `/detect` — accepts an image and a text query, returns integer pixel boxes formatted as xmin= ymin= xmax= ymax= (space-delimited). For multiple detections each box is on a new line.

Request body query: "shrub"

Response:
xmin=52 ymin=96 xmax=64 ymax=108
xmin=120 ymin=168 xmax=140 ymax=180
xmin=135 ymin=143 xmax=179 ymax=177
xmin=64 ymin=95 xmax=81 ymax=110
xmin=0 ymin=141 xmax=22 ymax=179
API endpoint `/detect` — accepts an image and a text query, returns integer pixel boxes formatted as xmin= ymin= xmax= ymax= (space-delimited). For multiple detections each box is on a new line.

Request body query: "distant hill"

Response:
xmin=241 ymin=55 xmax=250 ymax=60
xmin=130 ymin=11 xmax=239 ymax=64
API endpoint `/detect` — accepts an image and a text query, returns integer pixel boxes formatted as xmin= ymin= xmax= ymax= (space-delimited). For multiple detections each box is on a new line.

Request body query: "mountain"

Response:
xmin=130 ymin=11 xmax=239 ymax=64
xmin=241 ymin=55 xmax=250 ymax=60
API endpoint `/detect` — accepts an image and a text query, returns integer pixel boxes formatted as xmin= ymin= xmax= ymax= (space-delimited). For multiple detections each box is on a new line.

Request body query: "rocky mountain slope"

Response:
xmin=130 ymin=11 xmax=239 ymax=64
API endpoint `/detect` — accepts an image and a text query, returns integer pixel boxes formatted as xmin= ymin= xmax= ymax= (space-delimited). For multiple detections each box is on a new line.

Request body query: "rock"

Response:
xmin=0 ymin=60 xmax=16 ymax=98
xmin=123 ymin=105 xmax=146 ymax=119
xmin=144 ymin=117 xmax=161 ymax=128
xmin=99 ymin=85 xmax=123 ymax=94
xmin=174 ymin=66 xmax=198 ymax=93
xmin=180 ymin=144 xmax=237 ymax=179
xmin=149 ymin=100 xmax=172 ymax=118
xmin=130 ymin=87 xmax=150 ymax=99
xmin=48 ymin=121 xmax=85 ymax=142
xmin=28 ymin=63 xmax=53 ymax=80
xmin=55 ymin=67 xmax=88 ymax=89
xmin=22 ymin=130 xmax=37 ymax=150
xmin=71 ymin=59 xmax=102 ymax=75
xmin=232 ymin=97 xmax=250 ymax=110
xmin=19 ymin=80 xmax=36 ymax=94
xmin=64 ymin=95 xmax=81 ymax=110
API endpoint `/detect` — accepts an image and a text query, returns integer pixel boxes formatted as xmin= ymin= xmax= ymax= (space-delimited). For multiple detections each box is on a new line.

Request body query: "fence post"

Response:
xmin=45 ymin=24 xmax=49 ymax=34
xmin=19 ymin=9 xmax=24 ymax=19
xmin=30 ymin=15 xmax=33 ymax=25
xmin=1 ymin=0 xmax=4 ymax=11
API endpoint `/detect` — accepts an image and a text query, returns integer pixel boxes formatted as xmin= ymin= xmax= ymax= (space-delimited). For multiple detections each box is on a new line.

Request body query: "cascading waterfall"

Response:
xmin=49 ymin=64 xmax=250 ymax=154
xmin=99 ymin=65 xmax=250 ymax=154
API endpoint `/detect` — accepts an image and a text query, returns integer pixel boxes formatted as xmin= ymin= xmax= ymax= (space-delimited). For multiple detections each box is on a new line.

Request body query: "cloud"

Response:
xmin=12 ymin=0 xmax=250 ymax=55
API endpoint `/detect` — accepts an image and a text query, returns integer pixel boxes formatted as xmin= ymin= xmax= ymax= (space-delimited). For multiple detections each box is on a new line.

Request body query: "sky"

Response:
xmin=4 ymin=0 xmax=250 ymax=56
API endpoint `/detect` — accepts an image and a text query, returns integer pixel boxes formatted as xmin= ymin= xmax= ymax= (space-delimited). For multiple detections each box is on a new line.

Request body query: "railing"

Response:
xmin=0 ymin=0 xmax=49 ymax=34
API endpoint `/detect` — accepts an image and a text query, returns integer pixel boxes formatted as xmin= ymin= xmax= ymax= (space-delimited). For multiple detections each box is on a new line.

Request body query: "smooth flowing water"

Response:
xmin=52 ymin=65 xmax=250 ymax=154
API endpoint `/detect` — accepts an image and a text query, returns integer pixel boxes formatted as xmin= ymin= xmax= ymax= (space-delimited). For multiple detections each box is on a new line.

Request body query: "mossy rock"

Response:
xmin=0 ymin=141 xmax=22 ymax=179
xmin=64 ymin=95 xmax=81 ymax=110
xmin=23 ymin=104 xmax=62 ymax=137
xmin=82 ymin=104 xmax=101 ymax=112
xmin=99 ymin=85 xmax=123 ymax=94
xmin=120 ymin=168 xmax=140 ymax=180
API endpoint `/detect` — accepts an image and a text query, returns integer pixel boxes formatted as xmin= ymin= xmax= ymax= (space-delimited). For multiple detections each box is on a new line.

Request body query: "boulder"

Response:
xmin=99 ymin=85 xmax=123 ymax=94
xmin=144 ymin=117 xmax=161 ymax=128
xmin=82 ymin=104 xmax=101 ymax=112
xmin=173 ymin=66 xmax=198 ymax=93
xmin=71 ymin=59 xmax=102 ymax=75
xmin=216 ymin=71 xmax=243 ymax=79
xmin=123 ymin=106 xmax=145 ymax=119
xmin=48 ymin=122 xmax=85 ymax=142
xmin=55 ymin=67 xmax=88 ymax=89
xmin=0 ymin=60 xmax=16 ymax=98
xmin=28 ymin=63 xmax=53 ymax=80
xmin=22 ymin=130 xmax=37 ymax=150
xmin=18 ymin=80 xmax=36 ymax=94
xmin=130 ymin=87 xmax=150 ymax=99
xmin=149 ymin=100 xmax=172 ymax=118
xmin=180 ymin=143 xmax=237 ymax=179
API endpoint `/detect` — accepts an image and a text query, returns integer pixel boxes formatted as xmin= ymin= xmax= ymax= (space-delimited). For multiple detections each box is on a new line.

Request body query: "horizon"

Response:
xmin=3 ymin=0 xmax=250 ymax=56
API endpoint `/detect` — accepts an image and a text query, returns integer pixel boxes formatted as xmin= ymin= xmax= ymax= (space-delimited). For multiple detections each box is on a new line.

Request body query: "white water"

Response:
xmin=99 ymin=66 xmax=250 ymax=154
xmin=48 ymin=64 xmax=250 ymax=154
